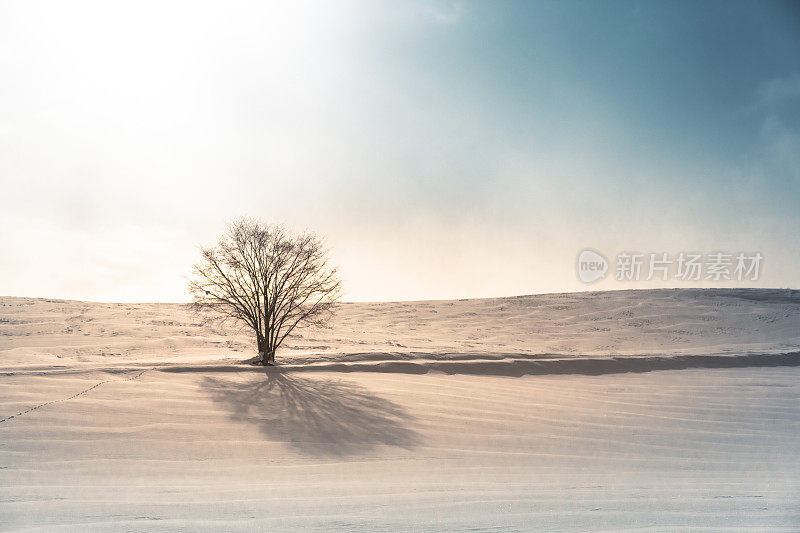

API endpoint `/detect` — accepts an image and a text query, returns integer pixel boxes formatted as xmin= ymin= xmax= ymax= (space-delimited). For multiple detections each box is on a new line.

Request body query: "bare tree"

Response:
xmin=188 ymin=218 xmax=341 ymax=365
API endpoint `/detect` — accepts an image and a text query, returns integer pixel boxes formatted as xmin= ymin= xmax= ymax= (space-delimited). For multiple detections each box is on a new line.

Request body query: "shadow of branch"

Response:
xmin=202 ymin=372 xmax=421 ymax=457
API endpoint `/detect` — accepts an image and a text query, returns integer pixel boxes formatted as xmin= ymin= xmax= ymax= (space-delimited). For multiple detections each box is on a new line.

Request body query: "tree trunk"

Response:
xmin=256 ymin=334 xmax=270 ymax=365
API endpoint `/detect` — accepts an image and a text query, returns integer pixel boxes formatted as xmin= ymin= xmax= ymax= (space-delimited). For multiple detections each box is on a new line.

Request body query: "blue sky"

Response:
xmin=0 ymin=0 xmax=798 ymax=301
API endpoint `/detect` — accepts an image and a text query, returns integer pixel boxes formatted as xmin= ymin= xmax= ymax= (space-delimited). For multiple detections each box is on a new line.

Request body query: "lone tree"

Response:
xmin=188 ymin=218 xmax=342 ymax=365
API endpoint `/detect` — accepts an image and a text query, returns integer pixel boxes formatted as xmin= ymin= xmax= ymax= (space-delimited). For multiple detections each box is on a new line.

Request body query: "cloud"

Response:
xmin=755 ymin=74 xmax=800 ymax=108
xmin=751 ymin=76 xmax=800 ymax=189
xmin=760 ymin=115 xmax=800 ymax=185
xmin=420 ymin=1 xmax=464 ymax=25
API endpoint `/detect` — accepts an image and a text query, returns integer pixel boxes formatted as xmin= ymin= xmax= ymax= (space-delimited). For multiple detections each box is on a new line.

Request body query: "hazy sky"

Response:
xmin=1 ymin=0 xmax=799 ymax=302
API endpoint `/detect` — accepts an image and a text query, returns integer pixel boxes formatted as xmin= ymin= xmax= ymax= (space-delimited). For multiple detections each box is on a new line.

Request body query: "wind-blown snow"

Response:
xmin=2 ymin=288 xmax=800 ymax=371
xmin=1 ymin=289 xmax=799 ymax=530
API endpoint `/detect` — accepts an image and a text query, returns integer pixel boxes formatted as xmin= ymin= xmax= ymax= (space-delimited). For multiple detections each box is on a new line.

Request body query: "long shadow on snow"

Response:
xmin=202 ymin=371 xmax=421 ymax=457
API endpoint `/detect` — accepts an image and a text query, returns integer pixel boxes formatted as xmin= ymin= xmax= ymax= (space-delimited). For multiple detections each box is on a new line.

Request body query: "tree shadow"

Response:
xmin=201 ymin=371 xmax=421 ymax=457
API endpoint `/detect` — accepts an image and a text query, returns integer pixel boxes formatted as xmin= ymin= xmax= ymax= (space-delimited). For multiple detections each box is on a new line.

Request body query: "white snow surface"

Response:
xmin=1 ymin=288 xmax=799 ymax=530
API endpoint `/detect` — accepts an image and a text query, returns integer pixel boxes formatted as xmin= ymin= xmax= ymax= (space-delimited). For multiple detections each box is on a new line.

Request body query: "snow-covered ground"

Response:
xmin=1 ymin=289 xmax=799 ymax=530
xmin=2 ymin=288 xmax=800 ymax=371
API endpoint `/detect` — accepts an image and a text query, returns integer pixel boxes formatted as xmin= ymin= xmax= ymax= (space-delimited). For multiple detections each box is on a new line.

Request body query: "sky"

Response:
xmin=0 ymin=0 xmax=799 ymax=302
